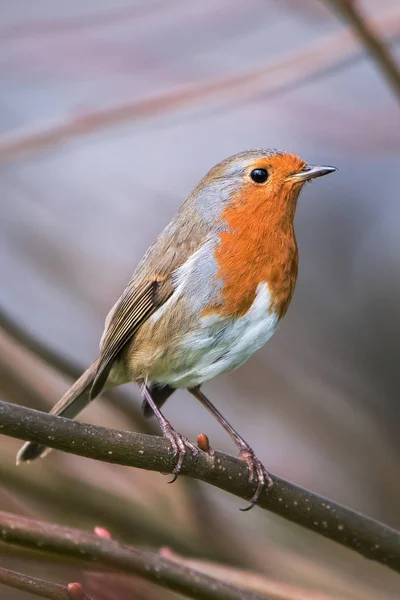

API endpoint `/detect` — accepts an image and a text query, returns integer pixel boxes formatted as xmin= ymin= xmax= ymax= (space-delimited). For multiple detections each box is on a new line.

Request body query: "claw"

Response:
xmin=140 ymin=382 xmax=199 ymax=483
xmin=163 ymin=425 xmax=199 ymax=483
xmin=238 ymin=448 xmax=273 ymax=511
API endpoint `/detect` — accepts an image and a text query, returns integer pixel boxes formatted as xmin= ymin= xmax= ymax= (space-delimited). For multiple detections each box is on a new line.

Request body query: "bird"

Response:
xmin=17 ymin=149 xmax=336 ymax=509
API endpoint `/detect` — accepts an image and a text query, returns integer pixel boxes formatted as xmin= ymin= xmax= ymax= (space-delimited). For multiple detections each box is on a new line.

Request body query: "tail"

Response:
xmin=16 ymin=359 xmax=99 ymax=464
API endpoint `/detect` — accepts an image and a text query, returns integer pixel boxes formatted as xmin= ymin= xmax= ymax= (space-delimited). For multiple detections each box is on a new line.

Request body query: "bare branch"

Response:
xmin=0 ymin=6 xmax=398 ymax=164
xmin=0 ymin=0 xmax=177 ymax=41
xmin=0 ymin=307 xmax=81 ymax=382
xmin=0 ymin=566 xmax=92 ymax=600
xmin=325 ymin=1 xmax=400 ymax=102
xmin=0 ymin=512 xmax=270 ymax=600
xmin=0 ymin=401 xmax=399 ymax=573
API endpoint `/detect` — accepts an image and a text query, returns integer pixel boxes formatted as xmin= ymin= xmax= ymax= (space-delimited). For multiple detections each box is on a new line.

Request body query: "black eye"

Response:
xmin=250 ymin=168 xmax=269 ymax=184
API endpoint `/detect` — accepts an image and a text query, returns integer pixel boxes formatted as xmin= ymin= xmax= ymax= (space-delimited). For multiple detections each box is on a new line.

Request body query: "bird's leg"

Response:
xmin=189 ymin=386 xmax=273 ymax=510
xmin=140 ymin=382 xmax=199 ymax=482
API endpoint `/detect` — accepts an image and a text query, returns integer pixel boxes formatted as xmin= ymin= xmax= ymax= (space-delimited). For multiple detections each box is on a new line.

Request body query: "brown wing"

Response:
xmin=90 ymin=277 xmax=172 ymax=399
xmin=90 ymin=197 xmax=210 ymax=399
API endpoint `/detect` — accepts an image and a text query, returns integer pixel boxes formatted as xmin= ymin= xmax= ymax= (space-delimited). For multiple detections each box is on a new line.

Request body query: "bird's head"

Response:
xmin=192 ymin=149 xmax=336 ymax=227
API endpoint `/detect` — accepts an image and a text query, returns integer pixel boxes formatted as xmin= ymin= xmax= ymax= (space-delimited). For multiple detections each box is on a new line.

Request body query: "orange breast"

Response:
xmin=206 ymin=181 xmax=299 ymax=320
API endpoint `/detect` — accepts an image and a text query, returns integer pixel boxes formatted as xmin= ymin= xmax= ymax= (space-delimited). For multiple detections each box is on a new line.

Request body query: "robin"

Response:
xmin=17 ymin=149 xmax=336 ymax=509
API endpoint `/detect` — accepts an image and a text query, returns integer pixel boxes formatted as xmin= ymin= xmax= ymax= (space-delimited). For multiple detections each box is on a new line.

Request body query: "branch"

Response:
xmin=325 ymin=0 xmax=400 ymax=102
xmin=1 ymin=401 xmax=399 ymax=573
xmin=0 ymin=512 xmax=269 ymax=600
xmin=0 ymin=461 xmax=202 ymax=557
xmin=0 ymin=567 xmax=92 ymax=600
xmin=0 ymin=306 xmax=82 ymax=382
xmin=0 ymin=5 xmax=398 ymax=164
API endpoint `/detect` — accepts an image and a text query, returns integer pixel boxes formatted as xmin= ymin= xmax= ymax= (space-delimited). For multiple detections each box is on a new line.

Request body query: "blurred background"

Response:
xmin=1 ymin=1 xmax=400 ymax=598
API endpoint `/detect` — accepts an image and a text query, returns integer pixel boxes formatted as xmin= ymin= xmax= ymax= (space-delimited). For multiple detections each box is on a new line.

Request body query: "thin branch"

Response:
xmin=0 ymin=512 xmax=270 ymax=600
xmin=0 ymin=307 xmax=82 ymax=382
xmin=0 ymin=0 xmax=178 ymax=41
xmin=325 ymin=0 xmax=400 ymax=102
xmin=0 ymin=6 xmax=398 ymax=164
xmin=0 ymin=462 xmax=202 ymax=557
xmin=0 ymin=566 xmax=92 ymax=600
xmin=0 ymin=401 xmax=399 ymax=573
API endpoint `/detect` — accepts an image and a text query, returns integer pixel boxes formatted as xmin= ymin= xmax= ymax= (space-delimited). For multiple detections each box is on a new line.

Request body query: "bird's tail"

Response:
xmin=16 ymin=359 xmax=99 ymax=464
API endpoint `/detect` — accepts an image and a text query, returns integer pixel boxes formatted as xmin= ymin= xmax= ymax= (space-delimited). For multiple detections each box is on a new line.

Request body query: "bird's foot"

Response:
xmin=161 ymin=422 xmax=199 ymax=483
xmin=238 ymin=446 xmax=273 ymax=511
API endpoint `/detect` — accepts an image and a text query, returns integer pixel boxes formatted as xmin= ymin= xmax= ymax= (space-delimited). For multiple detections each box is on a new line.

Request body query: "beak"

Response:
xmin=288 ymin=165 xmax=337 ymax=182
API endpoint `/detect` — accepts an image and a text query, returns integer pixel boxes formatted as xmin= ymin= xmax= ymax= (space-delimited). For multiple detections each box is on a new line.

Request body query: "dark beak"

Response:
xmin=289 ymin=165 xmax=337 ymax=182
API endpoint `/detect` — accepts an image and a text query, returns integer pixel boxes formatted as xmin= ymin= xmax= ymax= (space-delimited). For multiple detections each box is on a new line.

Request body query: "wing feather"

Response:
xmin=90 ymin=205 xmax=209 ymax=400
xmin=91 ymin=279 xmax=166 ymax=399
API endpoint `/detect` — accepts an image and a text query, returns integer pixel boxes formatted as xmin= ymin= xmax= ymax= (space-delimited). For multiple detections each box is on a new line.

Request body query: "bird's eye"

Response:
xmin=250 ymin=168 xmax=269 ymax=184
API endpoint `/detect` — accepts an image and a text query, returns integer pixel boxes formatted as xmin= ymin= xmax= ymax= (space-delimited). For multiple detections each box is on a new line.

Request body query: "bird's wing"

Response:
xmin=90 ymin=276 xmax=172 ymax=399
xmin=90 ymin=210 xmax=208 ymax=399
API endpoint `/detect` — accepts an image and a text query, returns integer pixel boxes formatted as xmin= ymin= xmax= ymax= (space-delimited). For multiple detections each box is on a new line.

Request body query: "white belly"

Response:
xmin=156 ymin=283 xmax=278 ymax=389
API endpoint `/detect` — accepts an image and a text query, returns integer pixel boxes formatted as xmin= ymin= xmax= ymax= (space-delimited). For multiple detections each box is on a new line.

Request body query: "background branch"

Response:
xmin=325 ymin=0 xmax=400 ymax=102
xmin=0 ymin=566 xmax=92 ymax=600
xmin=0 ymin=512 xmax=269 ymax=600
xmin=1 ymin=400 xmax=399 ymax=573
xmin=0 ymin=5 xmax=398 ymax=164
xmin=0 ymin=307 xmax=82 ymax=383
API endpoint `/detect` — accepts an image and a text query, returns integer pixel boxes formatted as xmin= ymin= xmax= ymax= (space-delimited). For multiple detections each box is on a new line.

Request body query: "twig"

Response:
xmin=0 ymin=307 xmax=82 ymax=381
xmin=325 ymin=0 xmax=400 ymax=102
xmin=0 ymin=462 xmax=201 ymax=556
xmin=0 ymin=512 xmax=269 ymax=600
xmin=0 ymin=6 xmax=398 ymax=164
xmin=0 ymin=401 xmax=399 ymax=573
xmin=0 ymin=0 xmax=181 ymax=41
xmin=0 ymin=566 xmax=92 ymax=600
